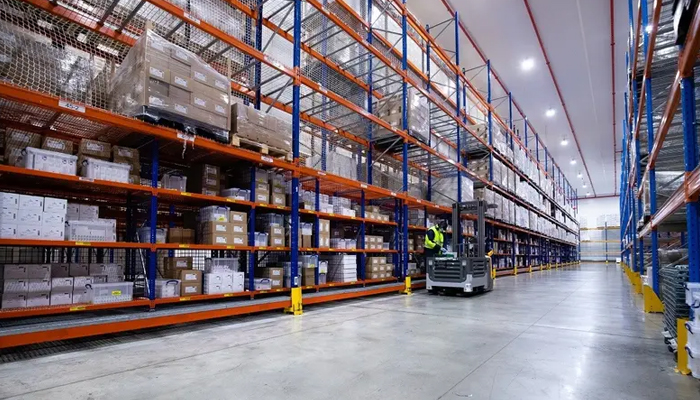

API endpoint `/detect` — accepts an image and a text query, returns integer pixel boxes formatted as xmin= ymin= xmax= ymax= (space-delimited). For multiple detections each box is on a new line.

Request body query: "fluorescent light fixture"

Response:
xmin=560 ymin=137 xmax=568 ymax=146
xmin=582 ymin=183 xmax=587 ymax=188
xmin=586 ymin=192 xmax=591 ymax=196
xmin=545 ymin=108 xmax=556 ymax=118
xmin=645 ymin=24 xmax=653 ymax=33
xmin=570 ymin=159 xmax=576 ymax=165
xmin=577 ymin=172 xmax=582 ymax=178
xmin=521 ymin=58 xmax=535 ymax=71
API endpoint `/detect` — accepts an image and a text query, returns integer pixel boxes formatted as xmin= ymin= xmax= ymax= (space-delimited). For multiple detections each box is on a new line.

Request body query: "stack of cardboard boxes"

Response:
xmin=365 ymin=235 xmax=385 ymax=250
xmin=112 ymin=146 xmax=140 ymax=184
xmin=365 ymin=206 xmax=391 ymax=222
xmin=318 ymin=219 xmax=330 ymax=248
xmin=77 ymin=139 xmax=132 ymax=184
xmin=197 ymin=207 xmax=248 ymax=246
xmin=110 ymin=30 xmax=231 ymax=143
xmin=0 ymin=193 xmax=67 ymax=240
xmin=162 ymin=256 xmax=202 ymax=296
xmin=189 ymin=164 xmax=220 ymax=196
xmin=232 ymin=100 xmax=292 ymax=152
xmin=269 ymin=173 xmax=286 ymax=207
xmin=65 ymin=203 xmax=117 ymax=242
xmin=167 ymin=227 xmax=195 ymax=244
xmin=253 ymin=173 xmax=269 ymax=204
xmin=365 ymin=257 xmax=394 ymax=279
xmin=256 ymin=266 xmax=284 ymax=289
xmin=203 ymin=259 xmax=244 ymax=294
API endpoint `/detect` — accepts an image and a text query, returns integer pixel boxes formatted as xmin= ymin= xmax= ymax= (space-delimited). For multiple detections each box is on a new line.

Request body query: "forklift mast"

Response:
xmin=451 ymin=200 xmax=488 ymax=258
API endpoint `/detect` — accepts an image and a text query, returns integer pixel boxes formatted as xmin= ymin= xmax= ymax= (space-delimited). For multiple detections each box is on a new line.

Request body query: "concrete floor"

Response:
xmin=1 ymin=263 xmax=699 ymax=399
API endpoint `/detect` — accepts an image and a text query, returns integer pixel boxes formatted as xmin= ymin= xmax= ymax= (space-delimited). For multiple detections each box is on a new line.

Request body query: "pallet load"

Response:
xmin=373 ymin=87 xmax=429 ymax=143
xmin=323 ymin=254 xmax=358 ymax=282
xmin=231 ymin=99 xmax=292 ymax=156
xmin=110 ymin=30 xmax=231 ymax=144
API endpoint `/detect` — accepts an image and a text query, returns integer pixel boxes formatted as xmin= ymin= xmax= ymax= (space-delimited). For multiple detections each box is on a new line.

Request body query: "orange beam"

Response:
xmin=0 ymin=299 xmax=150 ymax=319
xmin=0 ymin=300 xmax=290 ymax=349
xmin=303 ymin=284 xmax=402 ymax=305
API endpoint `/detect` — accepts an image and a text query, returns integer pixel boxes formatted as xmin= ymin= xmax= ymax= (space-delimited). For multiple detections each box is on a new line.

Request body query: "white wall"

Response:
xmin=578 ymin=196 xmax=620 ymax=229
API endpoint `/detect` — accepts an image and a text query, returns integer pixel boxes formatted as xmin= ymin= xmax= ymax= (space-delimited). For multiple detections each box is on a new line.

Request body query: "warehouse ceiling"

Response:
xmin=408 ymin=0 xmax=628 ymax=198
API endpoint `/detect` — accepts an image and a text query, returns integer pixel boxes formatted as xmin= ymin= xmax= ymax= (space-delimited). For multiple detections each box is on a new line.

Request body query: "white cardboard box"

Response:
xmin=0 ymin=192 xmax=19 ymax=209
xmin=78 ymin=204 xmax=99 ymax=220
xmin=0 ymin=207 xmax=17 ymax=222
xmin=69 ymin=263 xmax=89 ymax=276
xmin=3 ymin=279 xmax=28 ymax=293
xmin=16 ymin=225 xmax=41 ymax=239
xmin=27 ymin=264 xmax=51 ymax=279
xmin=2 ymin=293 xmax=26 ymax=309
xmin=232 ymin=271 xmax=244 ymax=292
xmin=67 ymin=203 xmax=80 ymax=220
xmin=26 ymin=292 xmax=50 ymax=307
xmin=50 ymin=291 xmax=72 ymax=305
xmin=1 ymin=264 xmax=28 ymax=279
xmin=28 ymin=279 xmax=51 ymax=292
xmin=0 ymin=222 xmax=17 ymax=238
xmin=42 ymin=211 xmax=66 ymax=225
xmin=18 ymin=194 xmax=44 ymax=210
xmin=42 ymin=223 xmax=65 ymax=240
xmin=73 ymin=276 xmax=95 ymax=289
xmin=203 ymin=272 xmax=234 ymax=286
xmin=51 ymin=277 xmax=74 ymax=289
xmin=44 ymin=197 xmax=68 ymax=213
xmin=50 ymin=264 xmax=70 ymax=277
xmin=17 ymin=208 xmax=42 ymax=224
xmin=72 ymin=288 xmax=91 ymax=304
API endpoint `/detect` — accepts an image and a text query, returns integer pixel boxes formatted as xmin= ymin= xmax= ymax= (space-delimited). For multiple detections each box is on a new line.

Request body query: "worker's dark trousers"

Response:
xmin=423 ymin=248 xmax=439 ymax=272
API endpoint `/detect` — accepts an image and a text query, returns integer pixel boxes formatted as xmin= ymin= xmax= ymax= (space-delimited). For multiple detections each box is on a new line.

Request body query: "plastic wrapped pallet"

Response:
xmin=110 ymin=30 xmax=231 ymax=143
xmin=232 ymin=100 xmax=292 ymax=152
xmin=373 ymin=87 xmax=429 ymax=143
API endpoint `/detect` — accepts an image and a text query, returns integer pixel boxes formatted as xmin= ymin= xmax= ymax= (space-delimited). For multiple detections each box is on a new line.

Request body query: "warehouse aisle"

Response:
xmin=1 ymin=263 xmax=699 ymax=399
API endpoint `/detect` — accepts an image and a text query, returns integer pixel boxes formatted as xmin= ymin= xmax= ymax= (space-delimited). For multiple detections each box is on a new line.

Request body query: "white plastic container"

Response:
xmin=23 ymin=147 xmax=78 ymax=175
xmin=199 ymin=206 xmax=229 ymax=222
xmin=254 ymin=232 xmax=268 ymax=247
xmin=88 ymin=282 xmax=134 ymax=304
xmin=80 ymin=157 xmax=130 ymax=183
xmin=163 ymin=173 xmax=187 ymax=192
xmin=155 ymin=279 xmax=180 ymax=298
xmin=204 ymin=257 xmax=239 ymax=272
xmin=137 ymin=227 xmax=167 ymax=243
xmin=65 ymin=220 xmax=116 ymax=242
xmin=686 ymin=282 xmax=700 ymax=307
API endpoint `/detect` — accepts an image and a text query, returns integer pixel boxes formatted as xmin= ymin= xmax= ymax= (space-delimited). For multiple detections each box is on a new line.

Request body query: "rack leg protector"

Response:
xmin=642 ymin=284 xmax=664 ymax=313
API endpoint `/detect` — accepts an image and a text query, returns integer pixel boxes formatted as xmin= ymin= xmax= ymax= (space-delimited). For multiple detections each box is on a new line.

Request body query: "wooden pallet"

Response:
xmin=230 ymin=135 xmax=292 ymax=161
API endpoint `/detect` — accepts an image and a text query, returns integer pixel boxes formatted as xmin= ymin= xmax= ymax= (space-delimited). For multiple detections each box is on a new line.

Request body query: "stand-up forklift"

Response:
xmin=426 ymin=200 xmax=494 ymax=294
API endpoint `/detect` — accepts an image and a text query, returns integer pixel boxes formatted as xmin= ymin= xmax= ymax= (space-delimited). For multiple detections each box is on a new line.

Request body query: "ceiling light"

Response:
xmin=560 ymin=137 xmax=568 ymax=146
xmin=582 ymin=183 xmax=587 ymax=188
xmin=545 ymin=108 xmax=556 ymax=118
xmin=645 ymin=24 xmax=653 ymax=33
xmin=577 ymin=172 xmax=582 ymax=178
xmin=586 ymin=192 xmax=591 ymax=197
xmin=570 ymin=159 xmax=576 ymax=165
xmin=521 ymin=58 xmax=535 ymax=71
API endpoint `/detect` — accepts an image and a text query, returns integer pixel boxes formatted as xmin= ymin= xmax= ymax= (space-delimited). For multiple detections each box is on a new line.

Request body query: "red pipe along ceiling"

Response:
xmin=440 ymin=0 xmax=597 ymax=197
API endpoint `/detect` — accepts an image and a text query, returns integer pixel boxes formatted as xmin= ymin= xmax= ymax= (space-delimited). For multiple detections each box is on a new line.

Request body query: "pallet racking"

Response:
xmin=620 ymin=0 xmax=700 ymax=289
xmin=0 ymin=0 xmax=579 ymax=347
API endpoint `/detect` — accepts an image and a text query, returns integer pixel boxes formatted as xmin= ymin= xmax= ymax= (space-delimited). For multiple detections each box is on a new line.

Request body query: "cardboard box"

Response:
xmin=2 ymin=264 xmax=28 ymax=279
xmin=51 ymin=263 xmax=70 ymax=278
xmin=301 ymin=235 xmax=312 ymax=248
xmin=319 ymin=219 xmax=330 ymax=234
xmin=42 ymin=136 xmax=74 ymax=155
xmin=69 ymin=263 xmax=89 ymax=276
xmin=201 ymin=221 xmax=233 ymax=236
xmin=180 ymin=281 xmax=202 ymax=296
xmin=27 ymin=264 xmax=50 ymax=279
xmin=0 ymin=222 xmax=16 ymax=238
xmin=16 ymin=225 xmax=41 ymax=239
xmin=188 ymin=164 xmax=220 ymax=193
xmin=257 ymin=267 xmax=283 ymax=279
xmin=230 ymin=233 xmax=247 ymax=246
xmin=44 ymin=197 xmax=67 ymax=213
xmin=269 ymin=235 xmax=285 ymax=247
xmin=200 ymin=232 xmax=231 ymax=245
xmin=52 ymin=276 xmax=74 ymax=289
xmin=271 ymin=193 xmax=286 ymax=206
xmin=0 ymin=192 xmax=19 ymax=209
xmin=231 ymin=223 xmax=247 ymax=235
xmin=78 ymin=139 xmax=111 ymax=160
xmin=177 ymin=269 xmax=202 ymax=283
xmin=229 ymin=211 xmax=247 ymax=224
xmin=168 ymin=227 xmax=195 ymax=243
xmin=78 ymin=204 xmax=99 ymax=220
xmin=2 ymin=293 xmax=26 ymax=309
xmin=26 ymin=292 xmax=50 ymax=307
xmin=301 ymin=268 xmax=316 ymax=286
xmin=17 ymin=208 xmax=41 ymax=224
xmin=267 ymin=225 xmax=284 ymax=236
xmin=50 ymin=290 xmax=72 ymax=305
xmin=19 ymin=194 xmax=44 ymax=210
xmin=164 ymin=256 xmax=194 ymax=271
xmin=254 ymin=189 xmax=270 ymax=204
xmin=3 ymin=279 xmax=28 ymax=293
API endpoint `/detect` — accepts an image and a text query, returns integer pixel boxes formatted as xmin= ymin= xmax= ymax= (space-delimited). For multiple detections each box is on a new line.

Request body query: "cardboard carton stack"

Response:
xmin=318 ymin=219 xmax=330 ymax=248
xmin=162 ymin=256 xmax=202 ymax=296
xmin=366 ymin=257 xmax=393 ymax=279
xmin=203 ymin=258 xmax=244 ymax=294
xmin=1 ymin=262 xmax=129 ymax=308
xmin=0 ymin=192 xmax=67 ymax=240
xmin=256 ymin=266 xmax=284 ymax=289
xmin=269 ymin=173 xmax=286 ymax=207
xmin=168 ymin=227 xmax=195 ymax=244
xmin=257 ymin=213 xmax=285 ymax=247
xmin=111 ymin=30 xmax=231 ymax=143
xmin=65 ymin=202 xmax=117 ymax=242
xmin=365 ymin=205 xmax=390 ymax=222
xmin=323 ymin=255 xmax=357 ymax=282
xmin=373 ymin=87 xmax=429 ymax=143
xmin=232 ymin=100 xmax=292 ymax=152
xmin=112 ymin=146 xmax=141 ymax=183
xmin=252 ymin=172 xmax=270 ymax=204
xmin=7 ymin=129 xmax=79 ymax=176
xmin=197 ymin=206 xmax=247 ymax=245
xmin=365 ymin=235 xmax=385 ymax=250
xmin=189 ymin=164 xmax=220 ymax=196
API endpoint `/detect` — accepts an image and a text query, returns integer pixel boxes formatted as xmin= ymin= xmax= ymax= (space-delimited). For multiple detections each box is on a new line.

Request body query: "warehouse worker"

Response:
xmin=424 ymin=220 xmax=448 ymax=258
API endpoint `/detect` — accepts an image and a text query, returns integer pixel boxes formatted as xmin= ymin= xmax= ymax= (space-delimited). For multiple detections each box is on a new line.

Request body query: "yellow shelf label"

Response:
xmin=111 ymin=290 xmax=122 ymax=296
xmin=180 ymin=192 xmax=192 ymax=196
xmin=75 ymin=242 xmax=91 ymax=246
xmin=223 ymin=293 xmax=233 ymax=297
xmin=69 ymin=305 xmax=86 ymax=311
xmin=259 ymin=290 xmax=268 ymax=294
xmin=179 ymin=297 xmax=191 ymax=301
xmin=258 ymin=246 xmax=267 ymax=250
xmin=328 ymin=283 xmax=335 ymax=287
xmin=178 ymin=244 xmax=190 ymax=248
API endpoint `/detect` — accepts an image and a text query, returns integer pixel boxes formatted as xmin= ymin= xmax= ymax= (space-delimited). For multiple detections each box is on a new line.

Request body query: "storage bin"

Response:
xmin=205 ymin=257 xmax=239 ymax=272
xmin=87 ymin=282 xmax=134 ymax=304
xmin=65 ymin=220 xmax=116 ymax=242
xmin=163 ymin=173 xmax=187 ymax=192
xmin=155 ymin=279 xmax=180 ymax=298
xmin=199 ymin=206 xmax=229 ymax=222
xmin=254 ymin=232 xmax=268 ymax=247
xmin=23 ymin=147 xmax=78 ymax=175
xmin=80 ymin=157 xmax=130 ymax=183
xmin=137 ymin=227 xmax=167 ymax=243
xmin=686 ymin=282 xmax=700 ymax=307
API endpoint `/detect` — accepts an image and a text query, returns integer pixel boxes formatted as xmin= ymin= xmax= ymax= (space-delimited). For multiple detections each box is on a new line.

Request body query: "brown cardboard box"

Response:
xmin=231 ymin=223 xmax=247 ymax=235
xmin=269 ymin=234 xmax=285 ymax=247
xmin=112 ymin=146 xmax=139 ymax=163
xmin=180 ymin=281 xmax=202 ymax=296
xmin=42 ymin=137 xmax=74 ymax=155
xmin=6 ymin=129 xmax=41 ymax=149
xmin=271 ymin=193 xmax=286 ymax=207
xmin=301 ymin=235 xmax=312 ymax=248
xmin=254 ymin=181 xmax=269 ymax=193
xmin=229 ymin=211 xmax=247 ymax=225
xmin=201 ymin=221 xmax=233 ymax=237
xmin=267 ymin=225 xmax=284 ymax=237
xmin=319 ymin=219 xmax=330 ymax=234
xmin=318 ymin=234 xmax=330 ymax=248
xmin=192 ymin=108 xmax=228 ymax=130
xmin=170 ymin=71 xmax=192 ymax=91
xmin=168 ymin=228 xmax=195 ymax=244
xmin=301 ymin=268 xmax=316 ymax=286
xmin=164 ymin=256 xmax=194 ymax=270
xmin=177 ymin=269 xmax=202 ymax=283
xmin=170 ymin=46 xmax=193 ymax=66
xmin=255 ymin=189 xmax=270 ymax=204
xmin=191 ymin=80 xmax=230 ymax=106
xmin=230 ymin=233 xmax=247 ymax=246
xmin=200 ymin=232 xmax=231 ymax=245
xmin=78 ymin=139 xmax=111 ymax=160
xmin=189 ymin=164 xmax=220 ymax=192
xmin=257 ymin=267 xmax=283 ymax=279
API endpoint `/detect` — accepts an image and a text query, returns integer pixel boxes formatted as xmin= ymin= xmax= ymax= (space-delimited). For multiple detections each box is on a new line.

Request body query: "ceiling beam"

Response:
xmin=610 ymin=0 xmax=617 ymax=195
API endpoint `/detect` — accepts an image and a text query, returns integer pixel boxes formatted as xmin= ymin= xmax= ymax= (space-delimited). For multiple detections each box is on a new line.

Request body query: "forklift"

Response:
xmin=426 ymin=200 xmax=494 ymax=294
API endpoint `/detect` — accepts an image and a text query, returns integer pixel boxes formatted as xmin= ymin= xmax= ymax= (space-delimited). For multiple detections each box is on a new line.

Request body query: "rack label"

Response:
xmin=180 ymin=297 xmax=191 ymax=301
xmin=111 ymin=290 xmax=122 ymax=296
xmin=360 ymin=184 xmax=367 ymax=188
xmin=69 ymin=306 xmax=86 ymax=311
xmin=78 ymin=177 xmax=94 ymax=183
xmin=180 ymin=192 xmax=192 ymax=196
xmin=58 ymin=99 xmax=85 ymax=113
xmin=75 ymin=242 xmax=91 ymax=246
xmin=261 ymin=155 xmax=273 ymax=163
xmin=178 ymin=244 xmax=190 ymax=248
xmin=177 ymin=133 xmax=195 ymax=142
xmin=223 ymin=293 xmax=234 ymax=297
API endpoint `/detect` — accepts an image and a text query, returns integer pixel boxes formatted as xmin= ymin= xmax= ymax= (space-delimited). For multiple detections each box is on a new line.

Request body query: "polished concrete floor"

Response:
xmin=1 ymin=263 xmax=699 ymax=399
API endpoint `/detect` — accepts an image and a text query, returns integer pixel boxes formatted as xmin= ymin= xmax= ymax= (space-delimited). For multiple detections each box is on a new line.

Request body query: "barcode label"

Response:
xmin=58 ymin=100 xmax=85 ymax=113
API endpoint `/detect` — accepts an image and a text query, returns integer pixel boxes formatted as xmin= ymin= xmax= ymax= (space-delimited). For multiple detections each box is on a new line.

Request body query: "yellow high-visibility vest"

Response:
xmin=424 ymin=226 xmax=444 ymax=250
